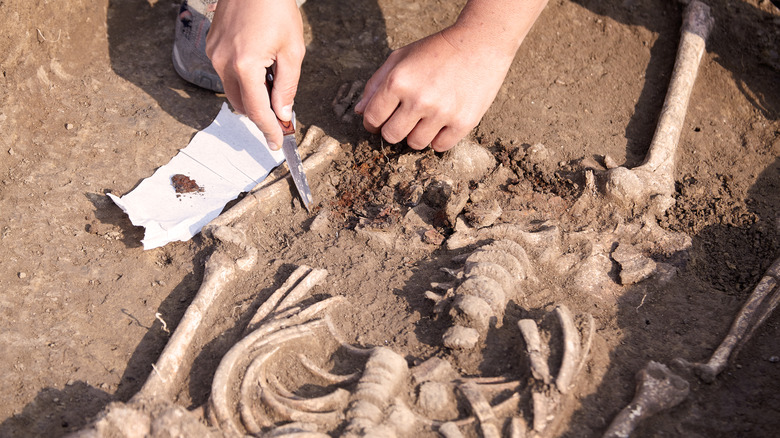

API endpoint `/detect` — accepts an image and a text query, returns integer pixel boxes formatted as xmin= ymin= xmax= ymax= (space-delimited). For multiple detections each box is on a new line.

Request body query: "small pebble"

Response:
xmin=65 ymin=123 xmax=74 ymax=130
xmin=769 ymin=356 xmax=779 ymax=363
xmin=18 ymin=272 xmax=26 ymax=279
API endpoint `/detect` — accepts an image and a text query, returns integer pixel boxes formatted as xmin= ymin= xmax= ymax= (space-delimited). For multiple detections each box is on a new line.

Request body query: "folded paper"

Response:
xmin=109 ymin=103 xmax=284 ymax=249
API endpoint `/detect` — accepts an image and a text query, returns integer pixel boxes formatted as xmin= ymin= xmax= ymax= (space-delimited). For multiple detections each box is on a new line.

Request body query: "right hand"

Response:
xmin=206 ymin=0 xmax=305 ymax=150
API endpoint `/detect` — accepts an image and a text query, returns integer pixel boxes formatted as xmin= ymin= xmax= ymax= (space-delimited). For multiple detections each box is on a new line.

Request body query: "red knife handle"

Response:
xmin=265 ymin=67 xmax=295 ymax=136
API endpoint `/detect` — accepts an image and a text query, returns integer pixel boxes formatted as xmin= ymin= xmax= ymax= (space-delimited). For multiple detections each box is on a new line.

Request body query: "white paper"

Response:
xmin=109 ymin=103 xmax=284 ymax=250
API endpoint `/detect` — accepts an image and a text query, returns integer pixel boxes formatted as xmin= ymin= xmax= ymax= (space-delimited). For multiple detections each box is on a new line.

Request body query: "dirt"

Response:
xmin=1 ymin=0 xmax=779 ymax=436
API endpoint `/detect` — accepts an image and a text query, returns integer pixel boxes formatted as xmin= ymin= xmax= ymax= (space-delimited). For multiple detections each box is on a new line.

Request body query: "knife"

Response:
xmin=265 ymin=67 xmax=313 ymax=211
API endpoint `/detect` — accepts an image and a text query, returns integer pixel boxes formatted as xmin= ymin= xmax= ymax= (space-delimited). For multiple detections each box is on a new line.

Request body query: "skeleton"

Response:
xmin=68 ymin=1 xmax=779 ymax=436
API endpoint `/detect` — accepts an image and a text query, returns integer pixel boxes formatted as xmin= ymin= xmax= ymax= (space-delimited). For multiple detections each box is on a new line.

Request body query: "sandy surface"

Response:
xmin=1 ymin=0 xmax=778 ymax=436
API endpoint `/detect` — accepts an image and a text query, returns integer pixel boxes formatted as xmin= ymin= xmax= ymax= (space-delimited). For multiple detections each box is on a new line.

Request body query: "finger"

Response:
xmin=430 ymin=125 xmax=466 ymax=152
xmin=240 ymin=71 xmax=284 ymax=149
xmin=222 ymin=74 xmax=245 ymax=114
xmin=405 ymin=118 xmax=443 ymax=150
xmin=361 ymin=83 xmax=403 ymax=134
xmin=380 ymin=103 xmax=422 ymax=145
xmin=271 ymin=51 xmax=304 ymax=122
xmin=354 ymin=58 xmax=394 ymax=114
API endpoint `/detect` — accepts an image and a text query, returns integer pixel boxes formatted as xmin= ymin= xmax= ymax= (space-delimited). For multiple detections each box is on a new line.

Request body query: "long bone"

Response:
xmin=602 ymin=361 xmax=689 ymax=438
xmin=132 ymin=230 xmax=249 ymax=404
xmin=605 ymin=0 xmax=714 ymax=211
xmin=674 ymin=256 xmax=780 ymax=382
xmin=205 ymin=126 xmax=341 ymax=229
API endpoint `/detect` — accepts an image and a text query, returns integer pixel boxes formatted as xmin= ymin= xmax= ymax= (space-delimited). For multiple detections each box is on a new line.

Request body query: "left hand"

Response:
xmin=354 ymin=27 xmax=514 ymax=152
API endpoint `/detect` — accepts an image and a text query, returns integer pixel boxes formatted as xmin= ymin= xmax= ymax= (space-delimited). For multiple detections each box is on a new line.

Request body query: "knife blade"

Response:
xmin=265 ymin=68 xmax=313 ymax=211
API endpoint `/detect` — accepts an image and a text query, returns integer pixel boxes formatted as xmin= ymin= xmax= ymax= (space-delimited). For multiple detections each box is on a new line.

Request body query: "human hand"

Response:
xmin=354 ymin=27 xmax=515 ymax=152
xmin=206 ymin=0 xmax=305 ymax=150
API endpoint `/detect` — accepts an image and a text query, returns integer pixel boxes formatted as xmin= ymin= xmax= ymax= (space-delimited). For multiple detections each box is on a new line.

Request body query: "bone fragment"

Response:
xmin=448 ymin=223 xmax=560 ymax=265
xmin=510 ymin=416 xmax=528 ymax=438
xmin=467 ymin=249 xmax=526 ymax=280
xmin=450 ymin=294 xmax=493 ymax=333
xmin=464 ymin=199 xmax=503 ymax=228
xmin=298 ymin=353 xmax=360 ymax=385
xmin=531 ymin=391 xmax=558 ymax=434
xmin=555 ymin=305 xmax=581 ymax=395
xmin=247 ymin=265 xmax=313 ymax=330
xmin=611 ymin=243 xmax=657 ymax=285
xmin=333 ymin=80 xmax=364 ymax=122
xmin=417 ymin=381 xmax=457 ymax=418
xmin=674 ymin=256 xmax=780 ymax=382
xmin=439 ymin=421 xmax=466 ymax=438
xmin=276 ymin=268 xmax=329 ymax=312
xmin=411 ymin=357 xmax=458 ymax=384
xmin=605 ymin=0 xmax=713 ymax=211
xmin=458 ymin=381 xmax=501 ymax=438
xmin=443 ymin=325 xmax=480 ymax=350
xmin=266 ymin=422 xmax=330 ymax=438
xmin=518 ymin=319 xmax=552 ymax=384
xmin=344 ymin=348 xmax=408 ymax=437
xmin=603 ymin=361 xmax=689 ymax=438
xmin=465 ymin=261 xmax=514 ymax=295
xmin=239 ymin=348 xmax=280 ymax=433
xmin=456 ymin=276 xmax=507 ymax=316
xmin=261 ymin=381 xmax=346 ymax=425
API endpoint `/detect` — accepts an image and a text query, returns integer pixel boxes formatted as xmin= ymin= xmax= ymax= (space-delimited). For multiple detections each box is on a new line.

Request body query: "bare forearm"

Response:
xmin=447 ymin=0 xmax=549 ymax=58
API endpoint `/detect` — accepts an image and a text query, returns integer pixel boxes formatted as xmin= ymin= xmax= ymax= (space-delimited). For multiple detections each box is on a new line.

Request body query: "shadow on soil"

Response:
xmin=565 ymin=158 xmax=780 ymax=437
xmin=0 ymin=382 xmax=113 ymax=438
xmin=106 ymin=0 xmax=390 ymax=143
xmin=572 ymin=0 xmax=779 ymax=165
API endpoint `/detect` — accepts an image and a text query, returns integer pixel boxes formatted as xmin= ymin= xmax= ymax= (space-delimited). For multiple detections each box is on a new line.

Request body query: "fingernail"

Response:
xmin=268 ymin=141 xmax=279 ymax=151
xmin=354 ymin=99 xmax=364 ymax=114
xmin=280 ymin=105 xmax=293 ymax=121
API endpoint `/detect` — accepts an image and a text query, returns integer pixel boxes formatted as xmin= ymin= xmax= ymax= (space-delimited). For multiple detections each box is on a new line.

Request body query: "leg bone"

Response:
xmin=674 ymin=256 xmax=780 ymax=382
xmin=605 ymin=0 xmax=713 ymax=211
xmin=602 ymin=361 xmax=689 ymax=438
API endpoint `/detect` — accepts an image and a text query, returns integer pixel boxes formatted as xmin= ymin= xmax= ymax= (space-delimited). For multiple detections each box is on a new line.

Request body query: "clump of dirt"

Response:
xmin=171 ymin=174 xmax=204 ymax=196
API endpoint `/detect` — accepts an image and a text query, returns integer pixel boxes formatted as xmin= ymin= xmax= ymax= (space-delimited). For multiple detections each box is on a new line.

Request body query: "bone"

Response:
xmin=332 ymin=80 xmax=364 ymax=122
xmin=438 ymin=421 xmax=465 ymax=438
xmin=298 ymin=353 xmax=360 ymax=385
xmin=132 ymin=248 xmax=238 ymax=403
xmin=447 ymin=222 xmax=561 ymax=265
xmin=205 ymin=128 xmax=341 ymax=229
xmin=518 ymin=319 xmax=552 ymax=384
xmin=247 ymin=265 xmax=313 ymax=330
xmin=605 ymin=0 xmax=713 ymax=211
xmin=509 ymin=416 xmax=528 ymax=438
xmin=260 ymin=375 xmax=346 ymax=426
xmin=458 ymin=381 xmax=501 ymax=438
xmin=555 ymin=305 xmax=581 ymax=395
xmin=239 ymin=347 xmax=280 ymax=433
xmin=343 ymin=348 xmax=409 ymax=437
xmin=442 ymin=325 xmax=480 ymax=350
xmin=531 ymin=390 xmax=560 ymax=434
xmin=603 ymin=361 xmax=689 ymax=438
xmin=210 ymin=317 xmax=331 ymax=435
xmin=674 ymin=256 xmax=780 ymax=382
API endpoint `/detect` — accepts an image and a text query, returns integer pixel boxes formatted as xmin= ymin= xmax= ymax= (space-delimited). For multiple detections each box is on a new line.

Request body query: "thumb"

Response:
xmin=270 ymin=59 xmax=302 ymax=122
